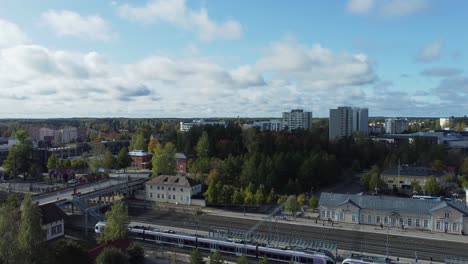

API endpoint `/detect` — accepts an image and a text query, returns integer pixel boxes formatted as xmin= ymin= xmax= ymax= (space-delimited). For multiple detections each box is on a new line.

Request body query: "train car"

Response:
xmin=342 ymin=253 xmax=397 ymax=264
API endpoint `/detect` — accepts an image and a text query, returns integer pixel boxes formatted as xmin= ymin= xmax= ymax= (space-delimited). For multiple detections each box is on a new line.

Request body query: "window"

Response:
xmin=326 ymin=211 xmax=330 ymax=218
xmin=352 ymin=215 xmax=357 ymax=222
xmin=157 ymin=186 xmax=160 ymax=190
xmin=162 ymin=194 xmax=164 ymax=199
xmin=321 ymin=211 xmax=326 ymax=219
xmin=157 ymin=194 xmax=160 ymax=198
xmin=168 ymin=195 xmax=171 ymax=199
xmin=149 ymin=193 xmax=153 ymax=198
xmin=407 ymin=218 xmax=412 ymax=226
xmin=368 ymin=215 xmax=372 ymax=223
xmin=173 ymin=187 xmax=176 ymax=191
xmin=186 ymin=196 xmax=189 ymax=201
xmin=436 ymin=221 xmax=441 ymax=230
xmin=376 ymin=216 xmax=381 ymax=224
xmin=173 ymin=195 xmax=176 ymax=199
xmin=161 ymin=186 xmax=164 ymax=190
xmin=415 ymin=219 xmax=420 ymax=227
xmin=180 ymin=196 xmax=183 ymax=201
xmin=384 ymin=216 xmax=388 ymax=224
xmin=444 ymin=222 xmax=449 ymax=231
xmin=424 ymin=220 xmax=428 ymax=228
xmin=445 ymin=212 xmax=450 ymax=218
xmin=453 ymin=223 xmax=459 ymax=232
xmin=399 ymin=218 xmax=404 ymax=226
xmin=339 ymin=212 xmax=344 ymax=221
xmin=331 ymin=211 xmax=335 ymax=219
xmin=180 ymin=188 xmax=183 ymax=192
xmin=360 ymin=214 xmax=364 ymax=223
xmin=150 ymin=186 xmax=153 ymax=189
xmin=51 ymin=225 xmax=62 ymax=235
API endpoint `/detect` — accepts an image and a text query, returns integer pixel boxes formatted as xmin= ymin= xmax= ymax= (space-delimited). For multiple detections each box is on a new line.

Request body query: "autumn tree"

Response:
xmin=147 ymin=138 xmax=160 ymax=153
xmin=152 ymin=143 xmax=176 ymax=176
xmin=297 ymin=194 xmax=306 ymax=207
xmin=97 ymin=200 xmax=129 ymax=244
xmin=18 ymin=194 xmax=45 ymax=263
xmin=430 ymin=159 xmax=445 ymax=172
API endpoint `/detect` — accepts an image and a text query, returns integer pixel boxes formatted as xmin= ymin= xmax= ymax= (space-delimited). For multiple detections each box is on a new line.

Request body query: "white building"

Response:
xmin=385 ymin=118 xmax=409 ymax=134
xmin=39 ymin=203 xmax=66 ymax=241
xmin=440 ymin=117 xmax=455 ymax=128
xmin=145 ymin=175 xmax=202 ymax=205
xmin=251 ymin=119 xmax=285 ymax=132
xmin=282 ymin=109 xmax=312 ymax=132
xmin=329 ymin=106 xmax=368 ymax=141
xmin=180 ymin=120 xmax=227 ymax=132
xmin=61 ymin=127 xmax=78 ymax=144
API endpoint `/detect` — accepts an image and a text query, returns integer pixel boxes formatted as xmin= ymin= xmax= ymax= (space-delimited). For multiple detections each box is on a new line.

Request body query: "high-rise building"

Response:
xmin=61 ymin=127 xmax=78 ymax=144
xmin=251 ymin=119 xmax=285 ymax=132
xmin=385 ymin=118 xmax=409 ymax=134
xmin=329 ymin=106 xmax=368 ymax=141
xmin=440 ymin=117 xmax=454 ymax=129
xmin=282 ymin=109 xmax=312 ymax=132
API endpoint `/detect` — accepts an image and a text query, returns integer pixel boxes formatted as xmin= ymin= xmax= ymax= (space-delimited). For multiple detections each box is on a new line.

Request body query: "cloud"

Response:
xmin=421 ymin=67 xmax=463 ymax=77
xmin=0 ymin=19 xmax=29 ymax=48
xmin=347 ymin=0 xmax=375 ymax=14
xmin=416 ymin=41 xmax=443 ymax=62
xmin=117 ymin=0 xmax=242 ymax=41
xmin=41 ymin=10 xmax=112 ymax=41
xmin=380 ymin=0 xmax=429 ymax=17
xmin=256 ymin=39 xmax=376 ymax=89
xmin=434 ymin=76 xmax=468 ymax=103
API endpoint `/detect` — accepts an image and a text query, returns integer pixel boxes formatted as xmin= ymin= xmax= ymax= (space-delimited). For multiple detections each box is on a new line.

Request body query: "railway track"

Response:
xmin=129 ymin=208 xmax=468 ymax=262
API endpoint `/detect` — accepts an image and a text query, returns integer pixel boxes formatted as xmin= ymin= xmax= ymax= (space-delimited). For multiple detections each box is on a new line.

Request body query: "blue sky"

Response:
xmin=0 ymin=0 xmax=467 ymax=118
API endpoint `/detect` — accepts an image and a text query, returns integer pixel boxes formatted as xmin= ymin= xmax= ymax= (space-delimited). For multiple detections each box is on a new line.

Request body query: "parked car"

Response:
xmin=68 ymin=179 xmax=78 ymax=184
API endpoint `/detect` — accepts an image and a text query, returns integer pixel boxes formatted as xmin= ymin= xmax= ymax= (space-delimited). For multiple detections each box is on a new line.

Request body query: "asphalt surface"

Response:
xmin=129 ymin=207 xmax=468 ymax=262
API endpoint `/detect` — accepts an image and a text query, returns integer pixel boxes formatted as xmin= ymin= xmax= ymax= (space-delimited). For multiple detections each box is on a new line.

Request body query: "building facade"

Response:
xmin=385 ymin=118 xmax=409 ymax=134
xmin=282 ymin=109 xmax=312 ymax=132
xmin=61 ymin=127 xmax=78 ymax=144
xmin=440 ymin=117 xmax=455 ymax=129
xmin=180 ymin=120 xmax=227 ymax=132
xmin=145 ymin=175 xmax=202 ymax=205
xmin=381 ymin=166 xmax=444 ymax=191
xmin=329 ymin=107 xmax=368 ymax=141
xmin=251 ymin=119 xmax=285 ymax=132
xmin=175 ymin=153 xmax=188 ymax=173
xmin=129 ymin=150 xmax=152 ymax=169
xmin=319 ymin=192 xmax=468 ymax=234
xmin=39 ymin=203 xmax=66 ymax=241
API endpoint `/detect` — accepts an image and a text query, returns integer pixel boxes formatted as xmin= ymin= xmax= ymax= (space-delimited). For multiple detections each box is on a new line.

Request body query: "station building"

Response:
xmin=145 ymin=175 xmax=202 ymax=205
xmin=319 ymin=192 xmax=468 ymax=235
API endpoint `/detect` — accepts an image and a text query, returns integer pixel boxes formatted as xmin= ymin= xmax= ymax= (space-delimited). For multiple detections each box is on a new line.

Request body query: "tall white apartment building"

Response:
xmin=440 ymin=117 xmax=454 ymax=129
xmin=385 ymin=118 xmax=409 ymax=134
xmin=179 ymin=120 xmax=227 ymax=132
xmin=282 ymin=109 xmax=312 ymax=132
xmin=329 ymin=107 xmax=368 ymax=141
xmin=60 ymin=127 xmax=78 ymax=144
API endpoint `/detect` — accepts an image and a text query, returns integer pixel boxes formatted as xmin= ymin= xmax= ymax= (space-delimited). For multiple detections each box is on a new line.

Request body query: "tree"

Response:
xmin=425 ymin=176 xmax=440 ymax=195
xmin=297 ymin=194 xmax=306 ymax=208
xmin=205 ymin=181 xmax=219 ymax=204
xmin=360 ymin=165 xmax=380 ymax=191
xmin=209 ymin=251 xmax=224 ymax=264
xmin=147 ymin=138 xmax=160 ymax=153
xmin=117 ymin=147 xmax=132 ymax=170
xmin=90 ymin=144 xmax=107 ymax=173
xmin=18 ymin=194 xmax=44 ymax=264
xmin=285 ymin=196 xmax=300 ymax=220
xmin=196 ymin=132 xmax=210 ymax=159
xmin=190 ymin=249 xmax=205 ymax=264
xmin=460 ymin=157 xmax=468 ymax=176
xmin=369 ymin=173 xmax=385 ymax=192
xmin=152 ymin=143 xmax=176 ymax=176
xmin=411 ymin=181 xmax=422 ymax=193
xmin=3 ymin=129 xmax=33 ymax=179
xmin=96 ymin=247 xmax=128 ymax=264
xmin=47 ymin=154 xmax=59 ymax=170
xmin=430 ymin=159 xmax=445 ymax=172
xmin=47 ymin=240 xmax=89 ymax=264
xmin=259 ymin=256 xmax=269 ymax=264
xmin=277 ymin=195 xmax=288 ymax=205
xmin=0 ymin=196 xmax=20 ymax=264
xmin=98 ymin=200 xmax=129 ymax=244
xmin=232 ymin=189 xmax=244 ymax=205
xmin=127 ymin=245 xmax=144 ymax=264
xmin=255 ymin=184 xmax=266 ymax=205
xmin=266 ymin=188 xmax=275 ymax=204
xmin=236 ymin=255 xmax=248 ymax=264
xmin=103 ymin=150 xmax=117 ymax=170
xmin=308 ymin=196 xmax=318 ymax=209
xmin=132 ymin=133 xmax=147 ymax=151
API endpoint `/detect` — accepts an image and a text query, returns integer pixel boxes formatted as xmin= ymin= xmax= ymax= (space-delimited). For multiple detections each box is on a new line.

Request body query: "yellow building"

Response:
xmin=381 ymin=166 xmax=444 ymax=191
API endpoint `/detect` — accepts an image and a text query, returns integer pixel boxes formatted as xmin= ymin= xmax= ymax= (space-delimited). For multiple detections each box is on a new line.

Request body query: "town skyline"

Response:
xmin=0 ymin=0 xmax=467 ymax=118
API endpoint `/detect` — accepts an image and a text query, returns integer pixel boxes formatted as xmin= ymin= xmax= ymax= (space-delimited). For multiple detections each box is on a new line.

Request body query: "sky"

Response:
xmin=0 ymin=0 xmax=467 ymax=118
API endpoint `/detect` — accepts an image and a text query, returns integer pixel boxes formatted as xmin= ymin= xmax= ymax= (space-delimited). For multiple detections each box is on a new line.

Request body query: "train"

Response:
xmin=95 ymin=222 xmax=335 ymax=264
xmin=342 ymin=253 xmax=410 ymax=264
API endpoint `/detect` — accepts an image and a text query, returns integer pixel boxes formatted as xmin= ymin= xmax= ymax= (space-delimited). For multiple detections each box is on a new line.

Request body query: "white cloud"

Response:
xmin=347 ymin=0 xmax=375 ymax=14
xmin=41 ymin=10 xmax=112 ymax=41
xmin=416 ymin=41 xmax=443 ymax=62
xmin=421 ymin=67 xmax=463 ymax=77
xmin=381 ymin=0 xmax=429 ymax=17
xmin=117 ymin=0 xmax=242 ymax=41
xmin=0 ymin=19 xmax=29 ymax=48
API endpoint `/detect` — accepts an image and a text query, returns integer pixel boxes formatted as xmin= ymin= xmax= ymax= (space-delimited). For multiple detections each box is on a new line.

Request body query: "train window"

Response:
xmin=326 ymin=260 xmax=333 ymax=264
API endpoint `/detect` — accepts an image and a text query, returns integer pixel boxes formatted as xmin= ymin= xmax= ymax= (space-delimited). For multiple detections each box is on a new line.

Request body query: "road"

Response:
xmin=129 ymin=208 xmax=468 ymax=262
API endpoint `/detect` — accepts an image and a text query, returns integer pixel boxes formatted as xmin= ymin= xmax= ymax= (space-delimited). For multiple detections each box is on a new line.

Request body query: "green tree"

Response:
xmin=308 ymin=196 xmax=319 ymax=209
xmin=255 ymin=184 xmax=266 ymax=205
xmin=236 ymin=255 xmax=248 ymax=264
xmin=152 ymin=143 xmax=176 ymax=176
xmin=209 ymin=250 xmax=224 ymax=264
xmin=103 ymin=150 xmax=116 ymax=170
xmin=277 ymin=195 xmax=288 ymax=205
xmin=196 ymin=132 xmax=210 ymax=159
xmin=425 ymin=176 xmax=440 ymax=195
xmin=411 ymin=181 xmax=422 ymax=193
xmin=18 ymin=194 xmax=44 ymax=264
xmin=132 ymin=133 xmax=147 ymax=151
xmin=0 ymin=196 xmax=20 ymax=264
xmin=96 ymin=247 xmax=128 ymax=264
xmin=259 ymin=256 xmax=268 ymax=264
xmin=369 ymin=173 xmax=385 ymax=192
xmin=430 ymin=159 xmax=445 ymax=172
xmin=285 ymin=196 xmax=300 ymax=220
xmin=97 ymin=200 xmax=129 ymax=244
xmin=90 ymin=144 xmax=107 ymax=173
xmin=205 ymin=181 xmax=219 ymax=204
xmin=244 ymin=183 xmax=255 ymax=206
xmin=297 ymin=194 xmax=306 ymax=207
xmin=266 ymin=188 xmax=275 ymax=204
xmin=360 ymin=165 xmax=380 ymax=191
xmin=190 ymin=249 xmax=205 ymax=264
xmin=232 ymin=189 xmax=244 ymax=205
xmin=3 ymin=129 xmax=33 ymax=179
xmin=47 ymin=154 xmax=59 ymax=170
xmin=117 ymin=147 xmax=132 ymax=170
xmin=47 ymin=240 xmax=89 ymax=264
xmin=127 ymin=245 xmax=144 ymax=264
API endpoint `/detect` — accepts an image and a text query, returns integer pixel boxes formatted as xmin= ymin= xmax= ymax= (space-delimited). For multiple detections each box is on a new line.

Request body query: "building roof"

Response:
xmin=39 ymin=203 xmax=67 ymax=225
xmin=381 ymin=166 xmax=444 ymax=178
xmin=319 ymin=192 xmax=468 ymax=215
xmin=128 ymin=150 xmax=152 ymax=157
xmin=146 ymin=175 xmax=200 ymax=187
xmin=174 ymin=153 xmax=187 ymax=159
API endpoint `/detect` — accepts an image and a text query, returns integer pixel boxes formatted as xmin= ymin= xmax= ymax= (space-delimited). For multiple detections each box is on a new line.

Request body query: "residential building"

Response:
xmin=28 ymin=127 xmax=41 ymax=141
xmin=440 ymin=117 xmax=455 ymax=129
xmin=54 ymin=130 xmax=62 ymax=145
xmin=129 ymin=150 xmax=152 ymax=169
xmin=145 ymin=175 xmax=202 ymax=205
xmin=385 ymin=118 xmax=409 ymax=134
xmin=180 ymin=120 xmax=227 ymax=132
xmin=77 ymin=127 xmax=88 ymax=141
xmin=39 ymin=127 xmax=55 ymax=141
xmin=329 ymin=107 xmax=368 ymax=141
xmin=319 ymin=192 xmax=468 ymax=234
xmin=381 ymin=166 xmax=444 ymax=191
xmin=61 ymin=127 xmax=78 ymax=144
xmin=175 ymin=153 xmax=188 ymax=173
xmin=282 ymin=109 xmax=312 ymax=132
xmin=251 ymin=119 xmax=285 ymax=132
xmin=39 ymin=203 xmax=66 ymax=241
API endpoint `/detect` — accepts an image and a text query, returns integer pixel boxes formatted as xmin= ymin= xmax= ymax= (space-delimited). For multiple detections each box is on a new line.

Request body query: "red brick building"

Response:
xmin=175 ymin=153 xmax=187 ymax=173
xmin=129 ymin=150 xmax=152 ymax=169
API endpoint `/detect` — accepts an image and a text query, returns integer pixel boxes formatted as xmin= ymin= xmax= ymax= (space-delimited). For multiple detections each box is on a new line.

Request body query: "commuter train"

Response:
xmin=342 ymin=253 xmax=406 ymax=264
xmin=95 ymin=222 xmax=335 ymax=264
